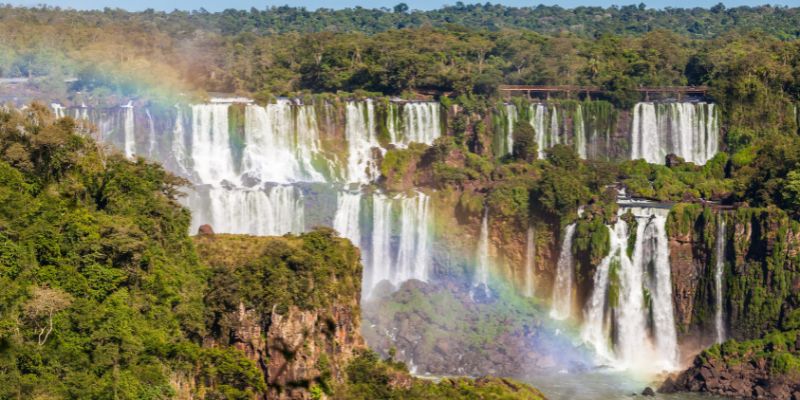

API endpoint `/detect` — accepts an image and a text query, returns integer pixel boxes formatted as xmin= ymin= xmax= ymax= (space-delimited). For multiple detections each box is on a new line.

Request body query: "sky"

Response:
xmin=7 ymin=0 xmax=800 ymax=12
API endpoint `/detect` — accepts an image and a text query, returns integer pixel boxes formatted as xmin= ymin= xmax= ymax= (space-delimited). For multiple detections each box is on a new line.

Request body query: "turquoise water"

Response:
xmin=526 ymin=371 xmax=722 ymax=400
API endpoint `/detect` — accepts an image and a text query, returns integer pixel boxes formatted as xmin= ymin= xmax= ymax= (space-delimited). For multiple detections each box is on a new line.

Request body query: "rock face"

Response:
xmin=661 ymin=349 xmax=800 ymax=399
xmin=194 ymin=231 xmax=365 ymax=399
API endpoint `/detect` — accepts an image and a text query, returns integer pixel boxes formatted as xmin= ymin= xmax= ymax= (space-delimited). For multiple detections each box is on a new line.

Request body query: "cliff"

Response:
xmin=195 ymin=230 xmax=364 ymax=399
xmin=661 ymin=330 xmax=800 ymax=399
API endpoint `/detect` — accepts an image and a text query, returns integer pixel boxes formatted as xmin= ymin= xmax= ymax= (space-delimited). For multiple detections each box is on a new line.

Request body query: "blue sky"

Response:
xmin=8 ymin=0 xmax=799 ymax=12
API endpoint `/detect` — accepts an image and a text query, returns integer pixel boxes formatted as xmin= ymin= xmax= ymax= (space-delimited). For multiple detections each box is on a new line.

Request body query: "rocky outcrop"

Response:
xmin=195 ymin=231 xmax=365 ymax=399
xmin=661 ymin=331 xmax=800 ymax=399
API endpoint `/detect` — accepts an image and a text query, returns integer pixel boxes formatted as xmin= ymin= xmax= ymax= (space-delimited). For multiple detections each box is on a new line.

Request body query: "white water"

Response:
xmin=365 ymin=192 xmax=432 ymax=296
xmin=345 ymin=100 xmax=379 ymax=183
xmin=171 ymin=106 xmax=189 ymax=176
xmin=187 ymin=185 xmax=304 ymax=236
xmin=581 ymin=207 xmax=679 ymax=372
xmin=242 ymin=100 xmax=324 ymax=184
xmin=505 ymin=104 xmax=517 ymax=154
xmin=550 ymin=223 xmax=576 ymax=320
xmin=122 ymin=102 xmax=135 ymax=159
xmin=190 ymin=104 xmax=238 ymax=184
xmin=714 ymin=219 xmax=726 ymax=344
xmin=581 ymin=223 xmax=621 ymax=363
xmin=474 ymin=209 xmax=491 ymax=297
xmin=399 ymin=102 xmax=442 ymax=146
xmin=574 ymin=104 xmax=587 ymax=159
xmin=524 ymin=225 xmax=536 ymax=297
xmin=333 ymin=191 xmax=362 ymax=246
xmin=630 ymin=102 xmax=719 ymax=165
xmin=146 ymin=109 xmax=157 ymax=158
xmin=530 ymin=104 xmax=547 ymax=159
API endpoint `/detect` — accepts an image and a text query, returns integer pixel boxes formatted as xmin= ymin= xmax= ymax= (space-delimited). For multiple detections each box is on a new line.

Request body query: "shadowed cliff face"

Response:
xmin=194 ymin=231 xmax=365 ymax=399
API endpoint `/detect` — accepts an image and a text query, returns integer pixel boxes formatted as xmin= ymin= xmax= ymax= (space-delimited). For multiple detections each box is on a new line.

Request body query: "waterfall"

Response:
xmin=387 ymin=103 xmax=399 ymax=144
xmin=474 ymin=209 xmax=491 ymax=297
xmin=550 ymin=107 xmax=560 ymax=145
xmin=399 ymin=102 xmax=442 ymax=146
xmin=122 ymin=102 xmax=135 ymax=159
xmin=630 ymin=102 xmax=719 ymax=165
xmin=365 ymin=192 xmax=432 ymax=296
xmin=172 ymin=106 xmax=189 ymax=176
xmin=581 ymin=207 xmax=678 ymax=372
xmin=574 ymin=104 xmax=587 ymax=159
xmin=186 ymin=185 xmax=304 ymax=236
xmin=581 ymin=222 xmax=620 ymax=363
xmin=505 ymin=104 xmax=517 ymax=154
xmin=714 ymin=218 xmax=726 ymax=344
xmin=524 ymin=225 xmax=536 ymax=297
xmin=51 ymin=103 xmax=65 ymax=118
xmin=345 ymin=100 xmax=379 ymax=183
xmin=146 ymin=109 xmax=157 ymax=158
xmin=369 ymin=194 xmax=393 ymax=294
xmin=241 ymin=100 xmax=324 ymax=184
xmin=333 ymin=191 xmax=362 ymax=246
xmin=530 ymin=104 xmax=547 ymax=159
xmin=190 ymin=104 xmax=238 ymax=185
xmin=550 ymin=223 xmax=576 ymax=320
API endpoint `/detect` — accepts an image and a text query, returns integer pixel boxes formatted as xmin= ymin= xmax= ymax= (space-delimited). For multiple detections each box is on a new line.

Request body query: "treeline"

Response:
xmin=1 ymin=3 xmax=799 ymax=38
xmin=1 ymin=7 xmax=798 ymax=114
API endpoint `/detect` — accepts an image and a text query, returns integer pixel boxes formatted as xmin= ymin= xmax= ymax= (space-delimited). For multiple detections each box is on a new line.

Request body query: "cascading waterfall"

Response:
xmin=333 ymin=191 xmax=362 ymax=246
xmin=122 ymin=102 xmax=135 ymax=159
xmin=400 ymin=102 xmax=442 ymax=146
xmin=630 ymin=102 xmax=719 ymax=165
xmin=550 ymin=223 xmax=576 ymax=320
xmin=714 ymin=218 xmax=726 ymax=344
xmin=530 ymin=104 xmax=547 ymax=159
xmin=574 ymin=104 xmax=587 ymax=159
xmin=186 ymin=185 xmax=304 ymax=236
xmin=146 ymin=109 xmax=157 ymax=158
xmin=190 ymin=104 xmax=238 ymax=184
xmin=345 ymin=100 xmax=379 ymax=184
xmin=524 ymin=225 xmax=536 ymax=298
xmin=242 ymin=100 xmax=324 ymax=184
xmin=365 ymin=192 xmax=432 ymax=296
xmin=505 ymin=104 xmax=517 ymax=154
xmin=51 ymin=103 xmax=65 ymax=118
xmin=474 ymin=209 xmax=491 ymax=297
xmin=172 ymin=106 xmax=189 ymax=176
xmin=581 ymin=207 xmax=678 ymax=372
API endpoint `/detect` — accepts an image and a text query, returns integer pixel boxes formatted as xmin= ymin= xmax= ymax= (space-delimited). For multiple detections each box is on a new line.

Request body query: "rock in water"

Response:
xmin=641 ymin=386 xmax=655 ymax=396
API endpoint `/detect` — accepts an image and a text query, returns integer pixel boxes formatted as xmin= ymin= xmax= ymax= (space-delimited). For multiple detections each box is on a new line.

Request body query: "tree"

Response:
xmin=23 ymin=286 xmax=72 ymax=346
xmin=512 ymin=121 xmax=537 ymax=162
xmin=393 ymin=3 xmax=409 ymax=13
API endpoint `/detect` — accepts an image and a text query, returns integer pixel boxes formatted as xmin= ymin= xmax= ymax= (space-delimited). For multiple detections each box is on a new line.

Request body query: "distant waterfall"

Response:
xmin=550 ymin=223 xmax=576 ymax=320
xmin=345 ymin=100 xmax=379 ymax=183
xmin=186 ymin=185 xmax=304 ymax=236
xmin=399 ymin=102 xmax=442 ymax=146
xmin=630 ymin=102 xmax=719 ymax=165
xmin=473 ymin=209 xmax=491 ymax=298
xmin=51 ymin=103 xmax=66 ymax=118
xmin=524 ymin=225 xmax=536 ymax=298
xmin=146 ymin=109 xmax=157 ymax=158
xmin=581 ymin=207 xmax=678 ymax=372
xmin=171 ymin=106 xmax=189 ymax=176
xmin=190 ymin=104 xmax=237 ymax=184
xmin=242 ymin=101 xmax=324 ymax=184
xmin=505 ymin=104 xmax=517 ymax=154
xmin=365 ymin=192 xmax=432 ymax=296
xmin=333 ymin=191 xmax=362 ymax=246
xmin=122 ymin=103 xmax=135 ymax=158
xmin=714 ymin=218 xmax=726 ymax=344
xmin=574 ymin=104 xmax=587 ymax=159
xmin=530 ymin=104 xmax=547 ymax=159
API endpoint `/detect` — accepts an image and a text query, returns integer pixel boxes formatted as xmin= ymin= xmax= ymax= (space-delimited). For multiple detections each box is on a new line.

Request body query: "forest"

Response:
xmin=2 ymin=3 xmax=800 ymax=400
